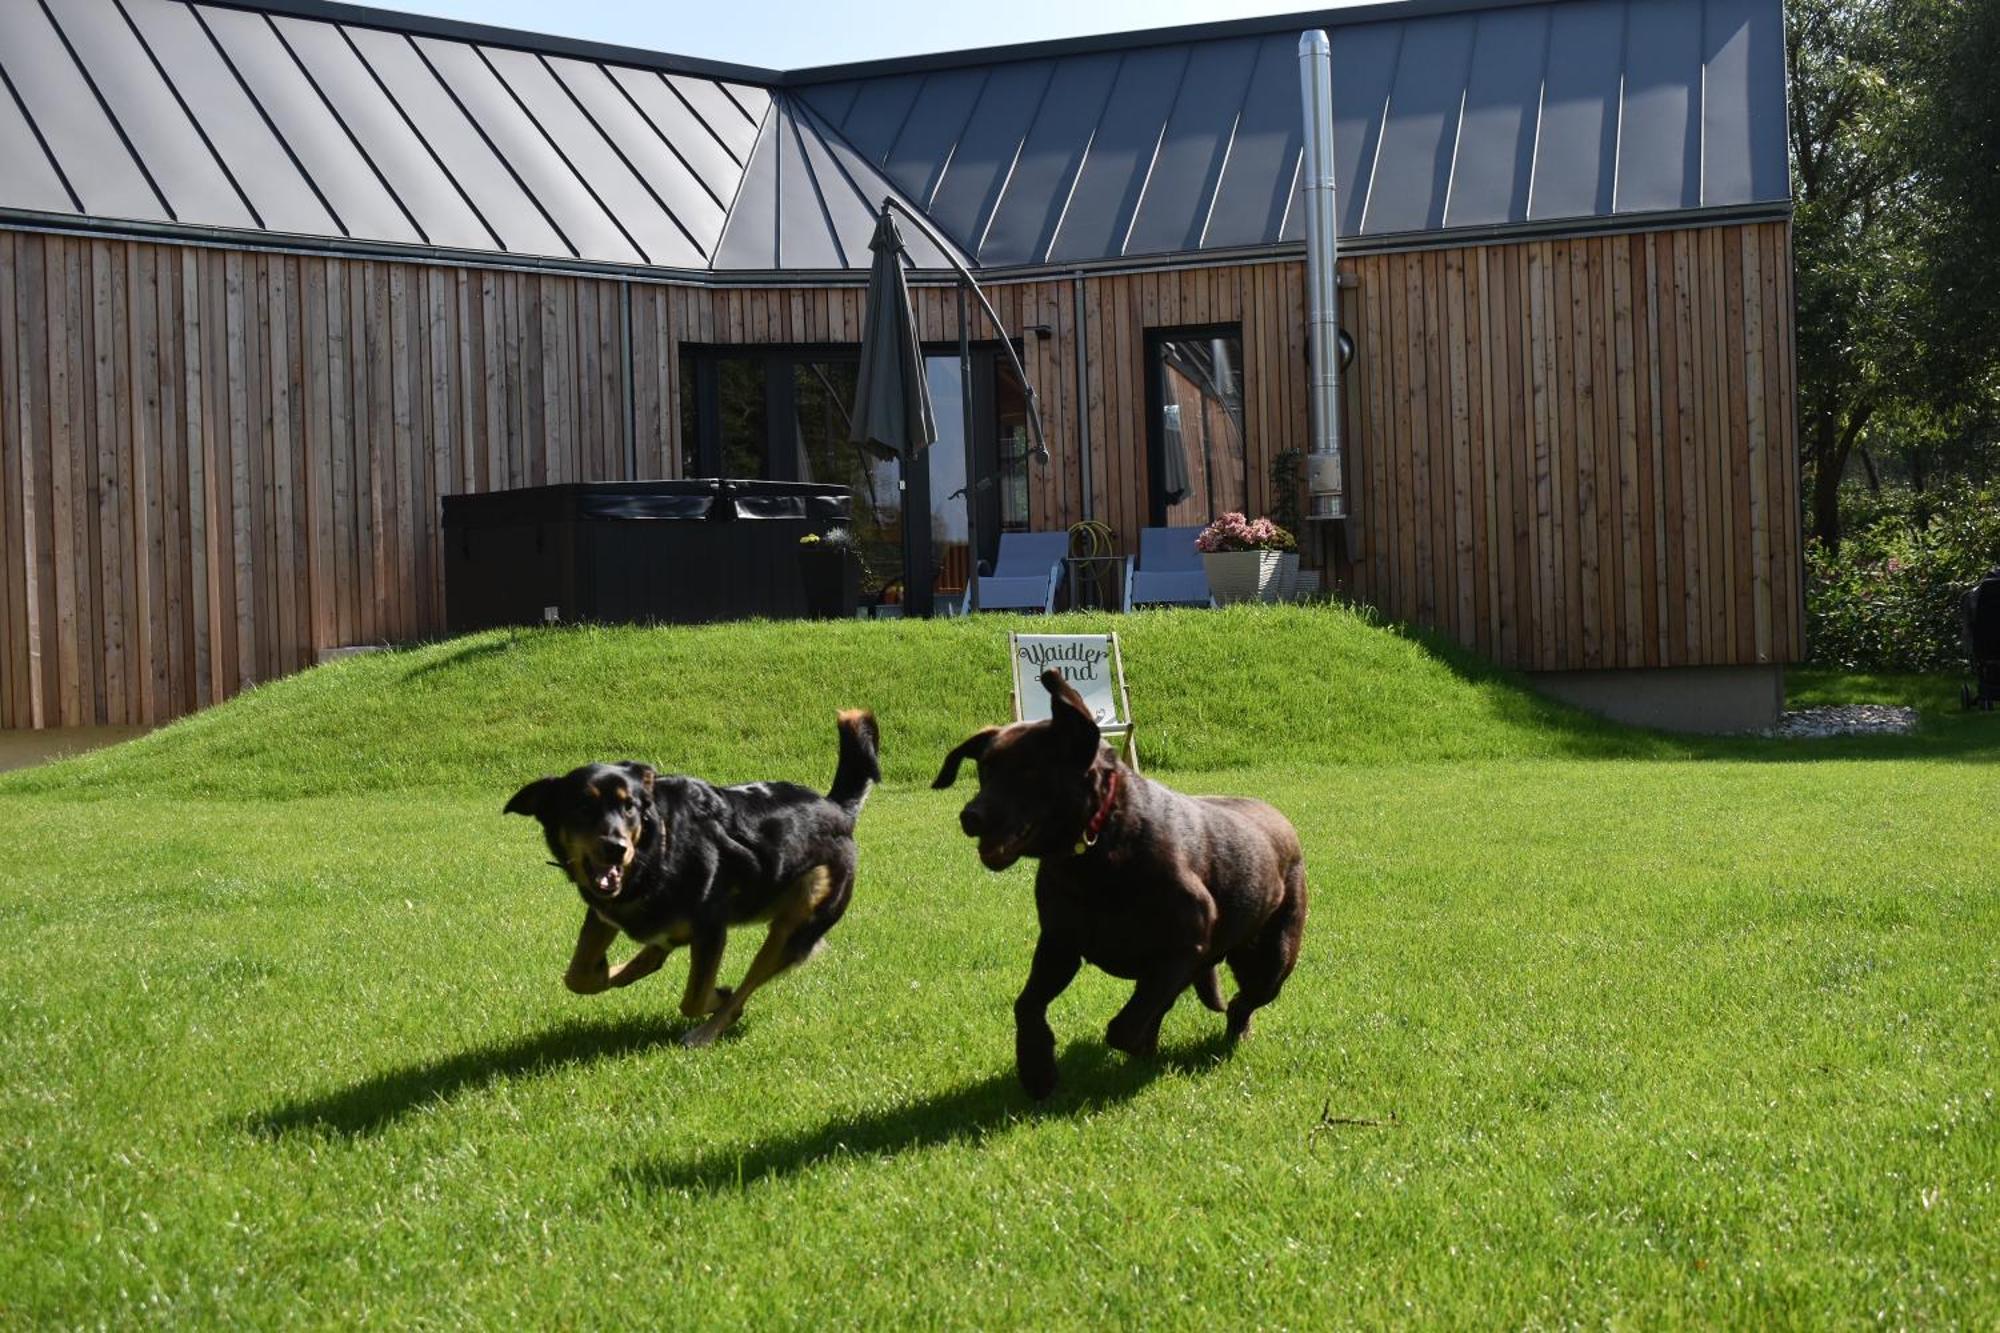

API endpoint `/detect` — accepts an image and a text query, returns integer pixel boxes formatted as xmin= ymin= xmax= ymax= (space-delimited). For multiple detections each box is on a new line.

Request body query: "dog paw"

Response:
xmin=564 ymin=969 xmax=610 ymax=996
xmin=1226 ymin=1002 xmax=1255 ymax=1042
xmin=1017 ymin=1029 xmax=1059 ymax=1100
xmin=1104 ymin=1016 xmax=1158 ymax=1059
xmin=681 ymin=1019 xmax=723 ymax=1049
xmin=1018 ymin=1057 xmax=1059 ymax=1101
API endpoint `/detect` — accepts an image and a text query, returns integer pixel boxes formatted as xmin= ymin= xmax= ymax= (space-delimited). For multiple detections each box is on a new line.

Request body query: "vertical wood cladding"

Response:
xmin=0 ymin=221 xmax=1797 ymax=727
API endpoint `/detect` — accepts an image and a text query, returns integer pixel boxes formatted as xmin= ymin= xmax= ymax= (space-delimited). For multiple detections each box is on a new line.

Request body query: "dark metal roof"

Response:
xmin=799 ymin=0 xmax=1791 ymax=267
xmin=0 ymin=0 xmax=1788 ymax=276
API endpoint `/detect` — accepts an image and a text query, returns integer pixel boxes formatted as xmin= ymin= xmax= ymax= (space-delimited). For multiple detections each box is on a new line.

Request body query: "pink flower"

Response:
xmin=1196 ymin=511 xmax=1296 ymax=553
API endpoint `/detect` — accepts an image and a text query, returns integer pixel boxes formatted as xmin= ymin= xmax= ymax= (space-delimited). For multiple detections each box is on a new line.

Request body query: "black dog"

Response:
xmin=935 ymin=671 xmax=1306 ymax=1098
xmin=506 ymin=711 xmax=879 ymax=1048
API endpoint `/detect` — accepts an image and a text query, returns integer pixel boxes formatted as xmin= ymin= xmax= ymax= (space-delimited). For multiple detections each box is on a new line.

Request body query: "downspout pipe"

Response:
xmin=1298 ymin=30 xmax=1345 ymax=520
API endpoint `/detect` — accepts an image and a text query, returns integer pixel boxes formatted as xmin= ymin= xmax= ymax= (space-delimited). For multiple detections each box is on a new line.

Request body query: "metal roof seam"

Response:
xmin=336 ymin=22 xmax=501 ymax=250
xmin=472 ymin=41 xmax=646 ymax=263
xmin=111 ymin=0 xmax=266 ymax=229
xmin=600 ymin=65 xmax=729 ymax=214
xmin=36 ymin=0 xmax=179 ymax=222
xmin=1115 ymin=47 xmax=1189 ymax=258
xmin=1355 ymin=24 xmax=1407 ymax=236
xmin=1195 ymin=104 xmax=1246 ymax=251
xmin=0 ymin=51 xmax=85 ymax=214
xmin=876 ymin=73 xmax=926 ymax=172
xmin=188 ymin=2 xmax=353 ymax=237
xmin=1274 ymin=143 xmax=1302 ymax=241
xmin=784 ymin=99 xmax=848 ymax=268
xmin=789 ymin=96 xmax=967 ymax=270
xmin=1193 ymin=40 xmax=1265 ymax=251
xmin=538 ymin=52 xmax=709 ymax=262
xmin=1036 ymin=50 xmax=1120 ymax=265
xmin=262 ymin=10 xmax=430 ymax=244
xmin=1607 ymin=0 xmax=1629 ymax=215
xmin=402 ymin=31 xmax=575 ymax=256
xmin=1696 ymin=0 xmax=1708 ymax=207
xmin=1522 ymin=10 xmax=1553 ymax=221
xmin=1437 ymin=32 xmax=1475 ymax=230
xmin=716 ymin=81 xmax=762 ymax=127
xmin=969 ymin=65 xmax=1054 ymax=263
xmin=918 ymin=66 xmax=994 ymax=214
xmin=659 ymin=74 xmax=745 ymax=171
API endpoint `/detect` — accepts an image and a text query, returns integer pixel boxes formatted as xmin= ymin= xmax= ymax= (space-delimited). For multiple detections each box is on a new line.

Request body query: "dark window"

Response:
xmin=1147 ymin=326 xmax=1247 ymax=528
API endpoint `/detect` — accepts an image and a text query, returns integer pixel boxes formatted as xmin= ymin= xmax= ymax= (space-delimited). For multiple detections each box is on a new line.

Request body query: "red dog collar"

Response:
xmin=1074 ymin=768 xmax=1121 ymax=855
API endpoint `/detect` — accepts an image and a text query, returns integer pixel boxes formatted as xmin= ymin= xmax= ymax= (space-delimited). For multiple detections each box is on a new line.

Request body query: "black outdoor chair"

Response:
xmin=1962 ymin=567 xmax=2000 ymax=711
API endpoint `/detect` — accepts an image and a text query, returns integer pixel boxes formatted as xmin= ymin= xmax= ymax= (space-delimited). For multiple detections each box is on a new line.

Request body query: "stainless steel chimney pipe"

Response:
xmin=1298 ymin=30 xmax=1344 ymax=520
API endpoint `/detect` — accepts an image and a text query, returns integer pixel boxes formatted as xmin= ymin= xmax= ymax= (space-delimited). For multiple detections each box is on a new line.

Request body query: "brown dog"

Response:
xmin=934 ymin=669 xmax=1306 ymax=1098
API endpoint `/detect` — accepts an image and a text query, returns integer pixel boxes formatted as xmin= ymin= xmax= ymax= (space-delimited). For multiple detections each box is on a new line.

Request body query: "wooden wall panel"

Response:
xmin=0 ymin=233 xmax=629 ymax=726
xmin=1332 ymin=222 xmax=1799 ymax=671
xmin=0 ymin=219 xmax=1798 ymax=729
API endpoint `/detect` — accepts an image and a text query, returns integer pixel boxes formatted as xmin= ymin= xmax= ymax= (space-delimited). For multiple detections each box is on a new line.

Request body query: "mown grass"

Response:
xmin=0 ymin=605 xmax=1679 ymax=801
xmin=2 ymin=608 xmax=1996 ymax=1326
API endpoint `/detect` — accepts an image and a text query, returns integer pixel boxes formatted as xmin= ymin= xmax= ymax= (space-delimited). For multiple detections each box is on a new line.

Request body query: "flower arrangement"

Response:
xmin=1194 ymin=512 xmax=1296 ymax=554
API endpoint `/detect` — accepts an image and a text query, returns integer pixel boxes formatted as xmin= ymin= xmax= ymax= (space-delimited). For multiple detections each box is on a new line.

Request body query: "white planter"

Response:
xmin=1202 ymin=548 xmax=1287 ymax=605
xmin=1277 ymin=551 xmax=1300 ymax=600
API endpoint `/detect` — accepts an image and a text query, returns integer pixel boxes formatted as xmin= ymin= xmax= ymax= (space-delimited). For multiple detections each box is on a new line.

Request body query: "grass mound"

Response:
xmin=1 ymin=604 xmax=1668 ymax=799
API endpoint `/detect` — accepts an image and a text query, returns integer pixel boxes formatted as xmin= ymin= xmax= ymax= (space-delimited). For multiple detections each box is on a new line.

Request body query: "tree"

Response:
xmin=1915 ymin=0 xmax=2000 ymax=403
xmin=1786 ymin=0 xmax=2000 ymax=551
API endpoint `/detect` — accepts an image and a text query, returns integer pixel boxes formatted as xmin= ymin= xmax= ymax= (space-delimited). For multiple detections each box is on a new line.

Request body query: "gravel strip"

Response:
xmin=1760 ymin=704 xmax=1919 ymax=738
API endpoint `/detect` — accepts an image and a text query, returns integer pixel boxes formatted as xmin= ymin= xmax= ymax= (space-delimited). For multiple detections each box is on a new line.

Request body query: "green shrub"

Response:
xmin=1806 ymin=481 xmax=2000 ymax=670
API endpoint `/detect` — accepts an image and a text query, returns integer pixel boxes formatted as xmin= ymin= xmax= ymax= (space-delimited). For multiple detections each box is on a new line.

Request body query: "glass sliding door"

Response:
xmin=791 ymin=359 xmax=901 ymax=601
xmin=679 ymin=341 xmax=1029 ymax=616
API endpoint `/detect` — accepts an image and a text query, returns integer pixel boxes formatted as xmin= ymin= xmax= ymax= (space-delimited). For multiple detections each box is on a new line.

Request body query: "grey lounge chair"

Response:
xmin=963 ymin=531 xmax=1069 ymax=614
xmin=1124 ymin=525 xmax=1214 ymax=609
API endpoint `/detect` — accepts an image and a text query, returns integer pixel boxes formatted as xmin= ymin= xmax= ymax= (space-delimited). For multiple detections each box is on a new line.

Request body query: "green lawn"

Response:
xmin=2 ymin=608 xmax=1995 ymax=1326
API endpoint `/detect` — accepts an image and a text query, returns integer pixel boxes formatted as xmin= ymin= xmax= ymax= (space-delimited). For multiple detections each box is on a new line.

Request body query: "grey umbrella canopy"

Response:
xmin=849 ymin=209 xmax=937 ymax=460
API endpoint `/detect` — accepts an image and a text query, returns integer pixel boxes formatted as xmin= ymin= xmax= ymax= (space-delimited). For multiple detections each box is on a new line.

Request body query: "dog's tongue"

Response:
xmin=594 ymin=864 xmax=623 ymax=896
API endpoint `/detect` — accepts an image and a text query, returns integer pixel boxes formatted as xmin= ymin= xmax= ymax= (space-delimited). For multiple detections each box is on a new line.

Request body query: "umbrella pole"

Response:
xmin=958 ymin=284 xmax=979 ymax=614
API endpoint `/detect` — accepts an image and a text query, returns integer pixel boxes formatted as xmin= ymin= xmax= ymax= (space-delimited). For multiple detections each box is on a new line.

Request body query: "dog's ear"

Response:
xmin=1040 ymin=669 xmax=1100 ymax=765
xmin=504 ymin=777 xmax=557 ymax=818
xmin=932 ymin=728 xmax=999 ymax=789
xmin=617 ymin=761 xmax=657 ymax=795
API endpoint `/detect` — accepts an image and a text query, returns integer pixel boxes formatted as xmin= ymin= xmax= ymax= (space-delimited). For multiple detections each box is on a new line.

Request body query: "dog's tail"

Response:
xmin=1195 ymin=965 xmax=1226 ymax=1013
xmin=828 ymin=709 xmax=881 ymax=815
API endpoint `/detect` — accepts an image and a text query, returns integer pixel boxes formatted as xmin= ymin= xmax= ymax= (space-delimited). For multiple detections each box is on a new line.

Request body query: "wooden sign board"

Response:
xmin=1009 ymin=632 xmax=1138 ymax=768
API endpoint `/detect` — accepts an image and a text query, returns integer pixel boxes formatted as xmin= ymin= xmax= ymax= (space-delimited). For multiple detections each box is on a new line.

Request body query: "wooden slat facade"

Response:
xmin=0 ymin=220 xmax=1798 ymax=729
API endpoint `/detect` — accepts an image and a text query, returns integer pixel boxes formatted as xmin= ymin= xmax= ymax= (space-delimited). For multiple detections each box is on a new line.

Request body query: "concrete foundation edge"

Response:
xmin=1529 ymin=665 xmax=1787 ymax=734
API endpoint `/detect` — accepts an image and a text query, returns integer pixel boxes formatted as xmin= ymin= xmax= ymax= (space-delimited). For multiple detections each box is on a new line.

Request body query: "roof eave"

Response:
xmin=193 ymin=0 xmax=783 ymax=85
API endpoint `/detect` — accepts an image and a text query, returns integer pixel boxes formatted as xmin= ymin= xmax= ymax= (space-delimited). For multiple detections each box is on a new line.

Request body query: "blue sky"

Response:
xmin=374 ymin=0 xmax=1372 ymax=69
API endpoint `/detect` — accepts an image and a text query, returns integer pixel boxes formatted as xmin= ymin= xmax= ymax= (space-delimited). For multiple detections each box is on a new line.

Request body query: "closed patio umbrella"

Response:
xmin=850 ymin=210 xmax=937 ymax=461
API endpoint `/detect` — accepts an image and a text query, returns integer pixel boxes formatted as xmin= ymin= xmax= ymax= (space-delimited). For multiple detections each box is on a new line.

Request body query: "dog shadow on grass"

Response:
xmin=620 ymin=1032 xmax=1235 ymax=1194
xmin=244 ymin=1012 xmax=692 ymax=1139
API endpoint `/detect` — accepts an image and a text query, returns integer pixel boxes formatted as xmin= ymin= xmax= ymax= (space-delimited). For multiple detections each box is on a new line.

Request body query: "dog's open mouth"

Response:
xmin=581 ymin=861 xmax=626 ymax=898
xmin=977 ymin=825 xmax=1036 ymax=871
